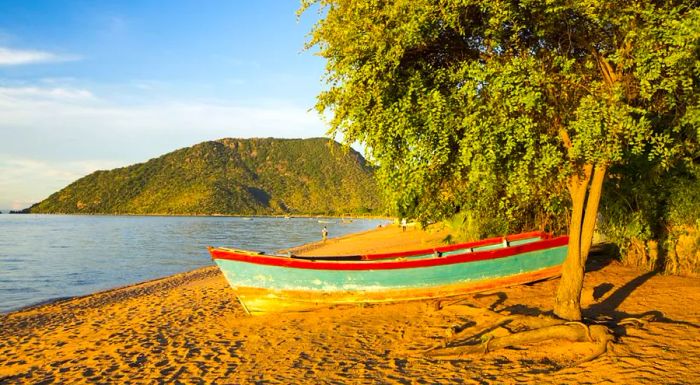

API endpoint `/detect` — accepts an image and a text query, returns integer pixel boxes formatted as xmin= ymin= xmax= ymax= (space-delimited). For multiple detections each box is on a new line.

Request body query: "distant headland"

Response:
xmin=22 ymin=137 xmax=383 ymax=216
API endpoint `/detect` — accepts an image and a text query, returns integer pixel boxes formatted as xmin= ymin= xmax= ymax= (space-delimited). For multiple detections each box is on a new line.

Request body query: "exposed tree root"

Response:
xmin=618 ymin=317 xmax=649 ymax=328
xmin=424 ymin=301 xmax=567 ymax=353
xmin=574 ymin=340 xmax=614 ymax=366
xmin=565 ymin=321 xmax=594 ymax=342
xmin=425 ymin=323 xmax=612 ymax=361
xmin=421 ymin=298 xmax=654 ymax=367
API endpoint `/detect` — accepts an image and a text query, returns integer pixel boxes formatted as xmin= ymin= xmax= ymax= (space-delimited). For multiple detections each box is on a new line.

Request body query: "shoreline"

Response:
xmin=3 ymin=265 xmax=220 ymax=316
xmin=2 ymin=225 xmax=699 ymax=384
xmin=6 ymin=212 xmax=394 ymax=220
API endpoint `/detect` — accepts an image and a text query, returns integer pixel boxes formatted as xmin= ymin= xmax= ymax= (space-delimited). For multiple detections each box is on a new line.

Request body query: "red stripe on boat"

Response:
xmin=209 ymin=235 xmax=569 ymax=271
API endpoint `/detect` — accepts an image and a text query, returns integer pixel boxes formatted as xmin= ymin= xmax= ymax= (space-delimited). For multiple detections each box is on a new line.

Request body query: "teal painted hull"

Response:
xmin=215 ymin=245 xmax=567 ymax=292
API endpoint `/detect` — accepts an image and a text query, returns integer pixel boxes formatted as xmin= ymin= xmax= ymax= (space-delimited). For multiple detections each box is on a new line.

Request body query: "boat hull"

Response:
xmin=226 ymin=265 xmax=562 ymax=315
xmin=212 ymin=238 xmax=568 ymax=315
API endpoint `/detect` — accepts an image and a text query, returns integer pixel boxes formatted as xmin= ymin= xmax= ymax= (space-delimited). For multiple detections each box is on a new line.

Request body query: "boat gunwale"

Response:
xmin=357 ymin=230 xmax=549 ymax=260
xmin=209 ymin=234 xmax=569 ymax=271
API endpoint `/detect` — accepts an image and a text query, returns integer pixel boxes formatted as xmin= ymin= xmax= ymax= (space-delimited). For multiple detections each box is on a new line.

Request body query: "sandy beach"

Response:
xmin=1 ymin=224 xmax=699 ymax=384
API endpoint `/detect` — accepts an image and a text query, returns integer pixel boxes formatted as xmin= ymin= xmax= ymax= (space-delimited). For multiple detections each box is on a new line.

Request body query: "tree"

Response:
xmin=303 ymin=0 xmax=699 ymax=321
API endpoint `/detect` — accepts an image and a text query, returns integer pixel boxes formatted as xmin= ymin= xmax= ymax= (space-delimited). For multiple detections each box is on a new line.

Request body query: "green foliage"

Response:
xmin=666 ymin=167 xmax=700 ymax=275
xmin=443 ymin=210 xmax=508 ymax=243
xmin=302 ymin=0 xmax=700 ymax=233
xmin=27 ymin=138 xmax=383 ymax=216
xmin=667 ymin=164 xmax=700 ymax=230
xmin=599 ymin=160 xmax=700 ymax=274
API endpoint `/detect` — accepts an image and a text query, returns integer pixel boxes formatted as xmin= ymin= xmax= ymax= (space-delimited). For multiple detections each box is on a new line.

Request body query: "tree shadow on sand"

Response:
xmin=471 ymin=292 xmax=548 ymax=317
xmin=583 ymin=271 xmax=700 ymax=332
xmin=578 ymin=242 xmax=698 ymax=329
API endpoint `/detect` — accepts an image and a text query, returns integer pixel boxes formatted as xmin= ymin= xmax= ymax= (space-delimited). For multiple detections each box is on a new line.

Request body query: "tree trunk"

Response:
xmin=554 ymin=164 xmax=598 ymax=321
xmin=580 ymin=165 xmax=606 ymax=261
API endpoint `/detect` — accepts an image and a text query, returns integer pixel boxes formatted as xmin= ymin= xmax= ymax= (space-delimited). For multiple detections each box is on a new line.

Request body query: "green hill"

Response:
xmin=26 ymin=138 xmax=382 ymax=215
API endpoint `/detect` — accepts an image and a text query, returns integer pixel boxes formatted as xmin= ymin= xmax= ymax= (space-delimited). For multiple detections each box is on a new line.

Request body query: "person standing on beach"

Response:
xmin=322 ymin=226 xmax=328 ymax=242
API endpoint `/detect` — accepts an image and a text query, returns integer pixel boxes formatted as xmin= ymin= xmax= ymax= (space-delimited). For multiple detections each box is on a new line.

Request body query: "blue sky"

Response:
xmin=0 ymin=1 xmax=328 ymax=210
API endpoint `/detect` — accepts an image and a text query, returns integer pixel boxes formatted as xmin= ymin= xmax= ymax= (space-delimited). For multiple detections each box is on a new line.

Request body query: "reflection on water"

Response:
xmin=0 ymin=215 xmax=388 ymax=313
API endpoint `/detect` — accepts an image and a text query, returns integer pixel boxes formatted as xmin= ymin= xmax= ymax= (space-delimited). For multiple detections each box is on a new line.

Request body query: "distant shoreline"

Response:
xmin=6 ymin=212 xmax=394 ymax=220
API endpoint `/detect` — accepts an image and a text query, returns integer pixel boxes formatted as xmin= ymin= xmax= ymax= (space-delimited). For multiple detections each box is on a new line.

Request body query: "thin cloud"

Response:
xmin=0 ymin=46 xmax=81 ymax=66
xmin=0 ymin=85 xmax=322 ymax=140
xmin=0 ymin=157 xmax=124 ymax=210
xmin=0 ymin=86 xmax=94 ymax=100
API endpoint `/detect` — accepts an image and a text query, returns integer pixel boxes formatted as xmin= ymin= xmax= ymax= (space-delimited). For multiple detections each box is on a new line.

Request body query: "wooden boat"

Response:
xmin=208 ymin=231 xmax=568 ymax=315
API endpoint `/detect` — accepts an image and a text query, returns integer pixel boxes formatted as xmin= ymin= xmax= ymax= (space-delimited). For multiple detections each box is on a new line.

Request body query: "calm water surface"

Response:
xmin=0 ymin=214 xmax=388 ymax=313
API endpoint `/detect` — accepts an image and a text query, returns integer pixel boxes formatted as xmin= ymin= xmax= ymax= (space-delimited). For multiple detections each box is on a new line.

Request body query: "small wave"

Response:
xmin=0 ymin=287 xmax=40 ymax=293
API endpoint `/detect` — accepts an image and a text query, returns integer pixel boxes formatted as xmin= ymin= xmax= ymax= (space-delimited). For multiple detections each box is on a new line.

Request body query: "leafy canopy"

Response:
xmin=303 ymin=0 xmax=700 ymax=227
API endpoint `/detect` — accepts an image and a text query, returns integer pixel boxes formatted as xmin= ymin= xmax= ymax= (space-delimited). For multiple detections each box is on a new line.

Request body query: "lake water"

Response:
xmin=0 ymin=214 xmax=388 ymax=313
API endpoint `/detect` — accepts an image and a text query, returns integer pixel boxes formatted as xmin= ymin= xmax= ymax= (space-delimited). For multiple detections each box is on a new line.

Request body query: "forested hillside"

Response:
xmin=26 ymin=138 xmax=381 ymax=215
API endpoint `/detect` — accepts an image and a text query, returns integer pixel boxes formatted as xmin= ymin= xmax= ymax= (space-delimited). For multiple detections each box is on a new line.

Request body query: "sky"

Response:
xmin=0 ymin=1 xmax=329 ymax=210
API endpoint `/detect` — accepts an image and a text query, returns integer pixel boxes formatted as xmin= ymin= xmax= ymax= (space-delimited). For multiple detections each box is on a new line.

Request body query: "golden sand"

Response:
xmin=1 ymin=225 xmax=699 ymax=384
